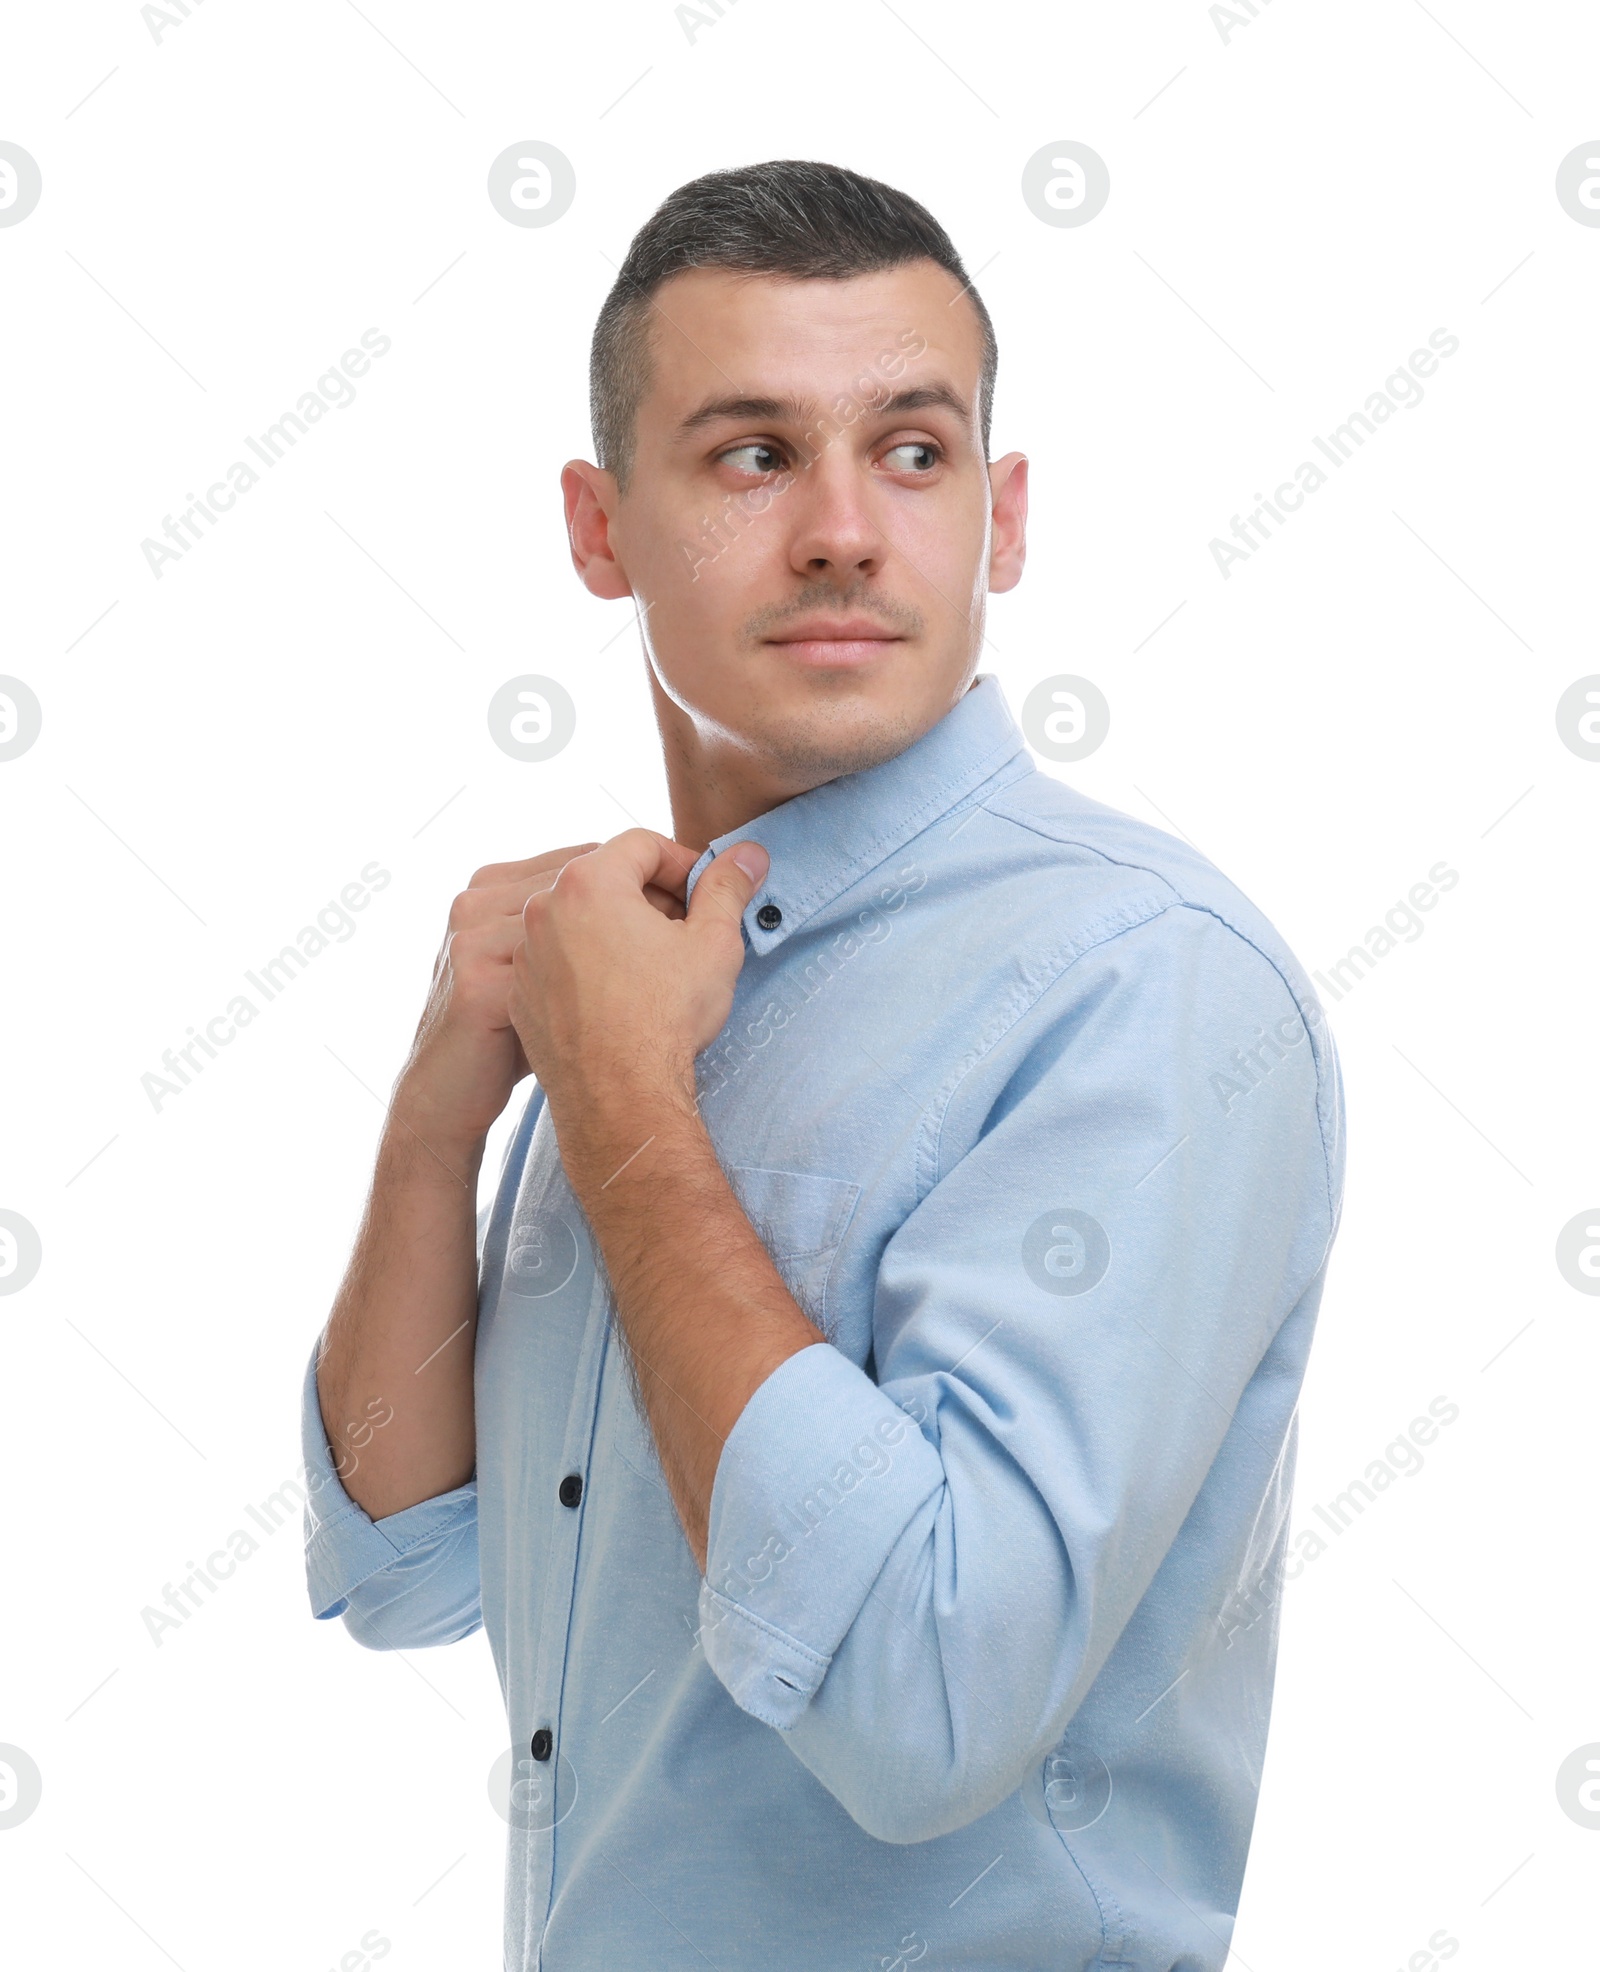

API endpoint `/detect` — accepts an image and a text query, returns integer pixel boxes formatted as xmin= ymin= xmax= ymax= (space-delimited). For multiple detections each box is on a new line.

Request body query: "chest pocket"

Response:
xmin=607 ymin=1164 xmax=861 ymax=1484
xmin=725 ymin=1163 xmax=861 ymax=1332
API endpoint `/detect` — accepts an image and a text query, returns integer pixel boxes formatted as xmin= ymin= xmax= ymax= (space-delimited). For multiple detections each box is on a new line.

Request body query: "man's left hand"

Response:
xmin=508 ymin=827 xmax=771 ymax=1151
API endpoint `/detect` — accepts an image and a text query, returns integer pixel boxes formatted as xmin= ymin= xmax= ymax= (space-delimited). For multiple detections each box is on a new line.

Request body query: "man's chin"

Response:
xmin=741 ymin=687 xmax=923 ymax=785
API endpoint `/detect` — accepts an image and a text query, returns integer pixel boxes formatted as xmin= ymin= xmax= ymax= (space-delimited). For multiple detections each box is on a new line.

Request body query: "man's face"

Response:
xmin=564 ymin=260 xmax=1027 ymax=797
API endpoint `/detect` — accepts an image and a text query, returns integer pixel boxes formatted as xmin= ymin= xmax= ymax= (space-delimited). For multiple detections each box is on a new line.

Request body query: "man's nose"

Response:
xmin=784 ymin=451 xmax=890 ymax=579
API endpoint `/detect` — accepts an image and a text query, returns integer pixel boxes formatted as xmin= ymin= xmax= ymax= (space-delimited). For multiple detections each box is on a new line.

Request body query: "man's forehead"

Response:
xmin=638 ymin=261 xmax=983 ymax=421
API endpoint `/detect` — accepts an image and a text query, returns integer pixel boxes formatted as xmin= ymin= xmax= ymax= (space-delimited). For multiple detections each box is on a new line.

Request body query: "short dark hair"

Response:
xmin=590 ymin=159 xmax=997 ymax=492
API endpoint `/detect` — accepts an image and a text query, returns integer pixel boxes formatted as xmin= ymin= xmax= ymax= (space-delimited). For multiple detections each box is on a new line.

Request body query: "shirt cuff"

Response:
xmin=300 ymin=1341 xmax=477 ymax=1621
xmin=698 ymin=1342 xmax=943 ymax=1728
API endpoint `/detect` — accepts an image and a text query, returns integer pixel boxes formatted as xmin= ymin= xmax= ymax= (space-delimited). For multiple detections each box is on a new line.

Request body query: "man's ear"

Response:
xmin=987 ymin=451 xmax=1028 ymax=595
xmin=561 ymin=460 xmax=634 ymax=601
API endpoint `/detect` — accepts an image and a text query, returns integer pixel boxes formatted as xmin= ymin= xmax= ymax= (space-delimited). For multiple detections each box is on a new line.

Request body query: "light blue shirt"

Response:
xmin=302 ymin=672 xmax=1344 ymax=1971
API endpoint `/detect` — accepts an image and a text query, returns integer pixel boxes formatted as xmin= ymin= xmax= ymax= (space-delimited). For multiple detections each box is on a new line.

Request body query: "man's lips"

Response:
xmin=765 ymin=619 xmax=904 ymax=667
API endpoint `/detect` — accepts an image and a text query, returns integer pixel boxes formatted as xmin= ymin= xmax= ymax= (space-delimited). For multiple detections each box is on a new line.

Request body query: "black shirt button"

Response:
xmin=755 ymin=902 xmax=782 ymax=931
xmin=558 ymin=1473 xmax=583 ymax=1508
xmin=530 ymin=1727 xmax=553 ymax=1762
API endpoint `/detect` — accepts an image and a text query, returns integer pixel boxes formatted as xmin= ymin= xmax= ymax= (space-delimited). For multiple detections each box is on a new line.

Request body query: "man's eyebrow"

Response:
xmin=673 ymin=382 xmax=973 ymax=439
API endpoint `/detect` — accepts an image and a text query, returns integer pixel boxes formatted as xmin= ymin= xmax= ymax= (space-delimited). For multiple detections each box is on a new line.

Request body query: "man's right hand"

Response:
xmin=389 ymin=841 xmax=694 ymax=1167
xmin=317 ymin=834 xmax=701 ymax=1520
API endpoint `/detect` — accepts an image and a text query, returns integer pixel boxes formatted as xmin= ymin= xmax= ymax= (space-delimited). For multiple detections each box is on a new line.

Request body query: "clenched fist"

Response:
xmin=507 ymin=829 xmax=770 ymax=1160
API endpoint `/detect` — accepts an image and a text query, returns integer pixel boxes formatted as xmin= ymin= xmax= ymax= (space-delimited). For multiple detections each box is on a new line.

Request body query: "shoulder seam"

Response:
xmin=981 ymin=785 xmax=1191 ymax=899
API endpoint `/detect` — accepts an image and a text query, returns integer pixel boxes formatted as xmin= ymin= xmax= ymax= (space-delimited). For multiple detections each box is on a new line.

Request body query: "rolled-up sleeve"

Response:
xmin=301 ymin=1341 xmax=482 ymax=1650
xmin=698 ymin=905 xmax=1340 ymax=1843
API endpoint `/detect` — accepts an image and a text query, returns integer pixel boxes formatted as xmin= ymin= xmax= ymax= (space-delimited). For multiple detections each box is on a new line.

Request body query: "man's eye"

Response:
xmin=718 ymin=443 xmax=785 ymax=475
xmin=881 ymin=442 xmax=940 ymax=473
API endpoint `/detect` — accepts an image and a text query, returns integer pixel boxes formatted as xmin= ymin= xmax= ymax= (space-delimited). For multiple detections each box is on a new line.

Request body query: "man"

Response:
xmin=304 ymin=159 xmax=1344 ymax=1969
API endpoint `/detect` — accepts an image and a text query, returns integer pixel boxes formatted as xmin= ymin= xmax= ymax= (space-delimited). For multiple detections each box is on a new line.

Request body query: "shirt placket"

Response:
xmin=523 ymin=1262 xmax=614 ymax=1961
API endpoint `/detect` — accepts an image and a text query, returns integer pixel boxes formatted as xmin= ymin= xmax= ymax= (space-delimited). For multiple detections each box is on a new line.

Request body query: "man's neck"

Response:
xmin=647 ymin=667 xmax=981 ymax=853
xmin=648 ymin=670 xmax=847 ymax=853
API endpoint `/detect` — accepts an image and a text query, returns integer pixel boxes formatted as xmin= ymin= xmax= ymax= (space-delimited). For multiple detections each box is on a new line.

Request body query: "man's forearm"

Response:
xmin=315 ymin=1119 xmax=486 ymax=1520
xmin=554 ymin=1077 xmax=824 ymax=1569
xmin=502 ymin=827 xmax=815 ymax=1566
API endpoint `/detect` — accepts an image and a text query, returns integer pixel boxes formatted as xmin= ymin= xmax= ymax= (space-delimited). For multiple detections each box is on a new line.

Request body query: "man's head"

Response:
xmin=563 ymin=160 xmax=1027 ymax=842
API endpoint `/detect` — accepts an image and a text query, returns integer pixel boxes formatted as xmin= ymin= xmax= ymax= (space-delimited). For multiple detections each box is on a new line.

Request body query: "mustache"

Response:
xmin=742 ymin=586 xmax=926 ymax=642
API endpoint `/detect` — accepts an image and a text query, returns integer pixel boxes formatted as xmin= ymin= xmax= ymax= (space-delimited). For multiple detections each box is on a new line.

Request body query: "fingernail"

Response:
xmin=731 ymin=842 xmax=769 ymax=882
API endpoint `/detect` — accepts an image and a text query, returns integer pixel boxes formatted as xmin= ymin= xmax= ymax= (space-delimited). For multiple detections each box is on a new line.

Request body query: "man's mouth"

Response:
xmin=764 ymin=617 xmax=905 ymax=667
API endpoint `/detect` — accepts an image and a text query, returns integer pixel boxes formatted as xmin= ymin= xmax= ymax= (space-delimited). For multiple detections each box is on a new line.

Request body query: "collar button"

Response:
xmin=755 ymin=903 xmax=783 ymax=931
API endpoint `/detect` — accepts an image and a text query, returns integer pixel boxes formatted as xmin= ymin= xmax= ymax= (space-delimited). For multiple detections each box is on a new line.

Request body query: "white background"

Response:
xmin=2 ymin=1 xmax=1597 ymax=1966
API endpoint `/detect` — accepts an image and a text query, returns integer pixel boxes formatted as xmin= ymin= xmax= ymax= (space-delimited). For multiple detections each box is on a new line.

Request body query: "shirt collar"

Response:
xmin=682 ymin=672 xmax=1031 ymax=957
